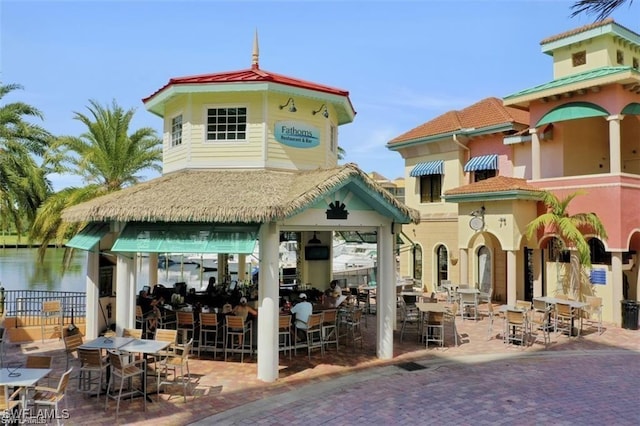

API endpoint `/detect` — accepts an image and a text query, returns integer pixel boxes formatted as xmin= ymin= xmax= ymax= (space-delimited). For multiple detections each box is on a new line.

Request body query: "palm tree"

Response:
xmin=0 ymin=82 xmax=52 ymax=237
xmin=30 ymin=99 xmax=162 ymax=259
xmin=525 ymin=190 xmax=608 ymax=299
xmin=571 ymin=0 xmax=634 ymax=20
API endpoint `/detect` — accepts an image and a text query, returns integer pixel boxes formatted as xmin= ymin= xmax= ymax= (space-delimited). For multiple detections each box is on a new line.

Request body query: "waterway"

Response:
xmin=0 ymin=248 xmax=149 ymax=293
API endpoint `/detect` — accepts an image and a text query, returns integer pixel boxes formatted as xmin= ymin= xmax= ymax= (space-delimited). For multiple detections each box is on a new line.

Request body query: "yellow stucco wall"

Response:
xmin=552 ymin=35 xmax=639 ymax=79
xmin=161 ymin=92 xmax=338 ymax=173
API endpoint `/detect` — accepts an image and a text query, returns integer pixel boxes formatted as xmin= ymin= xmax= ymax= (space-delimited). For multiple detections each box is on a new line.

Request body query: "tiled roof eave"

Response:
xmin=504 ymin=68 xmax=637 ymax=106
xmin=388 ymin=123 xmax=516 ymax=150
xmin=443 ymin=190 xmax=544 ymax=203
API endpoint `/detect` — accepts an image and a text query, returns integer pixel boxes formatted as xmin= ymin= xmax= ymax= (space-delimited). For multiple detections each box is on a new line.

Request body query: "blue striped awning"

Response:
xmin=410 ymin=160 xmax=443 ymax=177
xmin=464 ymin=154 xmax=498 ymax=172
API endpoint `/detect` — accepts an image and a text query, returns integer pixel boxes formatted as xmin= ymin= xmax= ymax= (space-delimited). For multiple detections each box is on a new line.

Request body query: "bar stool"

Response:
xmin=198 ymin=312 xmax=220 ymax=358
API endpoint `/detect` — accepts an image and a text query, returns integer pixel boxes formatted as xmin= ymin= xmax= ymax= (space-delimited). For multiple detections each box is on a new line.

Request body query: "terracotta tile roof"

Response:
xmin=143 ymin=66 xmax=350 ymax=104
xmin=540 ymin=18 xmax=615 ymax=45
xmin=444 ymin=176 xmax=543 ymax=196
xmin=388 ymin=97 xmax=529 ymax=145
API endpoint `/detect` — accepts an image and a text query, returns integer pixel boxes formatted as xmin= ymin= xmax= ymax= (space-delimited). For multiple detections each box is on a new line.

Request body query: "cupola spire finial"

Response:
xmin=251 ymin=29 xmax=259 ymax=69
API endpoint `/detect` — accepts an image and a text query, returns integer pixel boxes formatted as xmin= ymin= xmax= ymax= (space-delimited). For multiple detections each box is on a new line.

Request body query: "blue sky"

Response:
xmin=2 ymin=0 xmax=638 ymax=190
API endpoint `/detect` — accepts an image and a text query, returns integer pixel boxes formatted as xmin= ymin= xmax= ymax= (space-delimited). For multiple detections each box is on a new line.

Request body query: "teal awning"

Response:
xmin=410 ymin=160 xmax=443 ymax=177
xmin=66 ymin=222 xmax=110 ymax=250
xmin=536 ymin=102 xmax=609 ymax=127
xmin=622 ymin=103 xmax=640 ymax=115
xmin=464 ymin=154 xmax=498 ymax=172
xmin=112 ymin=222 xmax=259 ymax=254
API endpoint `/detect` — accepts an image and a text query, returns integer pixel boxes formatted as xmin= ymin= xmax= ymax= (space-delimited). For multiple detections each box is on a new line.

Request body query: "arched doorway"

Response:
xmin=478 ymin=245 xmax=492 ymax=295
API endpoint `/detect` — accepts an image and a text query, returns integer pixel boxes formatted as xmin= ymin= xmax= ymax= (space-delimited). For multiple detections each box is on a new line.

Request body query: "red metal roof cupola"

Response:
xmin=142 ymin=32 xmax=356 ymax=125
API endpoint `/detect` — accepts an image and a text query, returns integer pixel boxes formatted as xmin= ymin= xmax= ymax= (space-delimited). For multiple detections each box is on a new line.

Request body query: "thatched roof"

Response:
xmin=62 ymin=163 xmax=420 ymax=224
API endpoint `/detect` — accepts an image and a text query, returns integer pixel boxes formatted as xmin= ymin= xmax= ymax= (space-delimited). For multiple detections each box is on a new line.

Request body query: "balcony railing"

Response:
xmin=0 ymin=289 xmax=86 ymax=328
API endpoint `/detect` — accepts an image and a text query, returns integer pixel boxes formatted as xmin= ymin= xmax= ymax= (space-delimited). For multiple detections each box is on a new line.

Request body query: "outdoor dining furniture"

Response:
xmin=63 ymin=333 xmax=84 ymax=371
xmin=1 ymin=365 xmax=53 ymax=419
xmin=157 ymin=338 xmax=192 ymax=402
xmin=499 ymin=306 xmax=528 ymax=346
xmin=224 ymin=315 xmax=253 ymax=363
xmin=423 ymin=311 xmax=445 ymax=348
xmin=117 ymin=338 xmax=171 ymax=403
xmin=77 ymin=347 xmax=109 ymax=401
xmin=105 ymin=351 xmax=146 ymax=418
xmin=278 ymin=315 xmax=293 ymax=359
xmin=31 ymin=368 xmax=73 ymax=426
xmin=321 ymin=309 xmax=339 ymax=352
xmin=459 ymin=291 xmax=479 ymax=321
xmin=583 ymin=296 xmax=603 ymax=334
xmin=533 ymin=296 xmax=587 ymax=336
xmin=198 ymin=312 xmax=220 ymax=358
xmin=527 ymin=307 xmax=552 ymax=348
xmin=399 ymin=300 xmax=421 ymax=343
xmin=40 ymin=300 xmax=63 ymax=343
xmin=416 ymin=302 xmax=451 ymax=346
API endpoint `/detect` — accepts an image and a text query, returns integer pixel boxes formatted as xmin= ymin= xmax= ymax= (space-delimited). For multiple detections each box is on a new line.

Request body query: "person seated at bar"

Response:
xmin=137 ymin=289 xmax=161 ymax=332
xmin=322 ymin=279 xmax=343 ymax=308
xmin=233 ymin=297 xmax=257 ymax=322
xmin=290 ymin=293 xmax=313 ymax=341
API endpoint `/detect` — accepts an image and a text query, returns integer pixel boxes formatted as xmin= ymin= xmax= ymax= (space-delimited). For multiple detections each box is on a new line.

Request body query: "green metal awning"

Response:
xmin=622 ymin=103 xmax=640 ymax=115
xmin=536 ymin=102 xmax=609 ymax=127
xmin=66 ymin=222 xmax=110 ymax=250
xmin=111 ymin=222 xmax=259 ymax=254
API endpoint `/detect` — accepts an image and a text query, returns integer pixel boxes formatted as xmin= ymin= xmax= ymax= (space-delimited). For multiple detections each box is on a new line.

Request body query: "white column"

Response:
xmin=115 ymin=254 xmax=134 ymax=336
xmin=377 ymin=223 xmax=394 ymax=359
xmin=85 ymin=248 xmax=100 ymax=339
xmin=607 ymin=115 xmax=624 ymax=174
xmin=530 ymin=129 xmax=541 ymax=180
xmin=459 ymin=248 xmax=468 ymax=285
xmin=506 ymin=250 xmax=517 ymax=305
xmin=257 ymin=222 xmax=279 ymax=382
xmin=612 ymin=252 xmax=623 ymax=326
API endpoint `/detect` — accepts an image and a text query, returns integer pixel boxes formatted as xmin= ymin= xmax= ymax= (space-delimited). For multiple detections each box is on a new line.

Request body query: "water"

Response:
xmin=0 ymin=248 xmax=89 ymax=292
xmin=0 ymin=248 xmax=154 ymax=293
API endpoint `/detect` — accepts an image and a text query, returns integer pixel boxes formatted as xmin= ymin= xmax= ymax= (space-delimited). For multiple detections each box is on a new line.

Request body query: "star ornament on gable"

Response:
xmin=326 ymin=200 xmax=349 ymax=220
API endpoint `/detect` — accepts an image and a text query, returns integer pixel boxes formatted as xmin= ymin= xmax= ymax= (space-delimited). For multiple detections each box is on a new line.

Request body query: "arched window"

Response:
xmin=478 ymin=246 xmax=492 ymax=293
xmin=588 ymin=238 xmax=610 ymax=264
xmin=436 ymin=245 xmax=448 ymax=284
xmin=413 ymin=244 xmax=423 ymax=280
xmin=547 ymin=237 xmax=569 ymax=262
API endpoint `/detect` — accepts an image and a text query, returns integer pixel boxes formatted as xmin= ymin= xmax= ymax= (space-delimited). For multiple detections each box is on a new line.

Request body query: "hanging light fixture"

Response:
xmin=308 ymin=231 xmax=322 ymax=244
xmin=278 ymin=97 xmax=297 ymax=112
xmin=311 ymin=103 xmax=329 ymax=118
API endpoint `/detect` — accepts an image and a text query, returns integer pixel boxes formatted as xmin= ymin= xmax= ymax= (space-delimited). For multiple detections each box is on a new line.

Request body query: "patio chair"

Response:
xmin=63 ymin=332 xmax=84 ymax=371
xmin=77 ymin=347 xmax=109 ymax=401
xmin=399 ymin=300 xmax=420 ymax=342
xmin=32 ymin=368 xmax=73 ymax=426
xmin=321 ymin=309 xmax=339 ymax=352
xmin=105 ymin=351 xmax=146 ymax=418
xmin=342 ymin=308 xmax=364 ymax=349
xmin=198 ymin=312 xmax=220 ymax=358
xmin=225 ymin=315 xmax=253 ymax=363
xmin=504 ymin=309 xmax=528 ymax=347
xmin=423 ymin=311 xmax=445 ymax=348
xmin=26 ymin=355 xmax=53 ymax=387
xmin=278 ymin=314 xmax=293 ymax=359
xmin=176 ymin=311 xmax=198 ymax=348
xmin=147 ymin=328 xmax=178 ymax=370
xmin=516 ymin=300 xmax=532 ymax=311
xmin=41 ymin=300 xmax=63 ymax=342
xmin=448 ymin=303 xmax=459 ymax=346
xmin=478 ymin=286 xmax=492 ymax=304
xmin=0 ymin=384 xmax=22 ymax=420
xmin=459 ymin=292 xmax=479 ymax=321
xmin=157 ymin=338 xmax=192 ymax=402
xmin=528 ymin=307 xmax=552 ymax=348
xmin=583 ymin=296 xmax=603 ymax=334
xmin=303 ymin=313 xmax=324 ymax=359
xmin=122 ymin=328 xmax=142 ymax=339
xmin=554 ymin=302 xmax=581 ymax=337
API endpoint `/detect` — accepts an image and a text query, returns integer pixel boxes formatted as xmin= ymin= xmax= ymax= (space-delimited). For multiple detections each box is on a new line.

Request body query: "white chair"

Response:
xmin=583 ymin=296 xmax=603 ymax=334
xmin=399 ymin=301 xmax=420 ymax=342
xmin=459 ymin=292 xmax=479 ymax=321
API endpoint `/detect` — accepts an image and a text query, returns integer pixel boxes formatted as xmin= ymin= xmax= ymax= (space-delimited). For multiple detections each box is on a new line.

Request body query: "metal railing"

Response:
xmin=0 ymin=289 xmax=86 ymax=327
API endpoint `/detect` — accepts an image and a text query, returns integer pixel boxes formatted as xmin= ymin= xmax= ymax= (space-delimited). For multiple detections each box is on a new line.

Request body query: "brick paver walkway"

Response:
xmin=2 ymin=309 xmax=638 ymax=425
